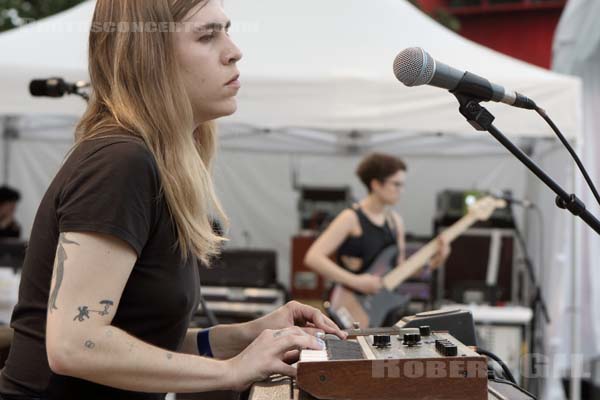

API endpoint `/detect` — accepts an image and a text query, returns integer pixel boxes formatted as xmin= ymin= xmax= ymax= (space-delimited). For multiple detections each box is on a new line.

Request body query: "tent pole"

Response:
xmin=2 ymin=116 xmax=8 ymax=184
xmin=570 ymin=138 xmax=583 ymax=400
xmin=2 ymin=116 xmax=20 ymax=185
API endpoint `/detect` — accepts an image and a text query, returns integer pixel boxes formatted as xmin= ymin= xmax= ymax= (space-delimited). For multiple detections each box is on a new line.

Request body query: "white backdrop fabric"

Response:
xmin=549 ymin=0 xmax=600 ymax=399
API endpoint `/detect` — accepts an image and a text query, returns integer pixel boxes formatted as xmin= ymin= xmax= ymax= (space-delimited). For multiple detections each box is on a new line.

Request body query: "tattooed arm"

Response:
xmin=45 ymin=232 xmax=231 ymax=393
xmin=45 ymin=232 xmax=324 ymax=393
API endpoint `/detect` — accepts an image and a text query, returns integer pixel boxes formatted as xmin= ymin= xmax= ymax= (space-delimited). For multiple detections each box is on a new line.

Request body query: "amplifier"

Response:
xmin=435 ymin=190 xmax=514 ymax=228
xmin=0 ymin=239 xmax=26 ymax=270
xmin=194 ymin=286 xmax=285 ymax=326
xmin=200 ymin=249 xmax=278 ymax=288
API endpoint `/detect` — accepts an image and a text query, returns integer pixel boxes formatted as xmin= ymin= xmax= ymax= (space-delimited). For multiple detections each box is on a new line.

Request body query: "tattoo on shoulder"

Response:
xmin=73 ymin=300 xmax=114 ymax=322
xmin=84 ymin=340 xmax=95 ymax=349
xmin=48 ymin=233 xmax=80 ymax=313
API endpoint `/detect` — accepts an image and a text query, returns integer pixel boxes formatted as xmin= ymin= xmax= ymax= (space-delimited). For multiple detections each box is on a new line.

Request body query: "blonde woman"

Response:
xmin=0 ymin=1 xmax=344 ymax=399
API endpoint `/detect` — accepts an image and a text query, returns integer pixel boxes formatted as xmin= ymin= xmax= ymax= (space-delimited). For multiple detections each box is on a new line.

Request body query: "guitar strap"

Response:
xmin=385 ymin=210 xmax=399 ymax=241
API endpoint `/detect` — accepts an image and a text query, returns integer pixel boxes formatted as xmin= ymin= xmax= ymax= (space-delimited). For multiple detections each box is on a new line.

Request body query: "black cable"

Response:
xmin=532 ymin=205 xmax=545 ymax=292
xmin=530 ymin=204 xmax=546 ymax=397
xmin=489 ymin=377 xmax=538 ymax=400
xmin=476 ymin=348 xmax=517 ymax=384
xmin=512 ymin=205 xmax=550 ymax=323
xmin=536 ymin=107 xmax=600 ymax=208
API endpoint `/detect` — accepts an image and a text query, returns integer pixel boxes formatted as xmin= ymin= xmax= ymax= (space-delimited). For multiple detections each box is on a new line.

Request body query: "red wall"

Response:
xmin=416 ymin=0 xmax=566 ymax=69
xmin=418 ymin=0 xmax=446 ymax=13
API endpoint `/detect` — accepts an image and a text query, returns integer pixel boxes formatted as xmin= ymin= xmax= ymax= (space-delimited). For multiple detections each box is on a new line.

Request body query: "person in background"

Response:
xmin=304 ymin=153 xmax=451 ymax=296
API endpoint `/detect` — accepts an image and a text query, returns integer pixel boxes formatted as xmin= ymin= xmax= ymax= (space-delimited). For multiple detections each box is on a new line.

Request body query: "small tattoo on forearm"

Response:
xmin=74 ymin=306 xmax=90 ymax=321
xmin=166 ymin=353 xmax=173 ymax=360
xmin=84 ymin=340 xmax=95 ymax=349
xmin=73 ymin=300 xmax=114 ymax=322
xmin=48 ymin=233 xmax=79 ymax=313
xmin=97 ymin=300 xmax=114 ymax=316
xmin=273 ymin=330 xmax=282 ymax=338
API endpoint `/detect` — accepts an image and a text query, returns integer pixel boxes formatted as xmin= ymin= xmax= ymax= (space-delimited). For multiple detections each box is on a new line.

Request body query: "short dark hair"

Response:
xmin=0 ymin=186 xmax=21 ymax=203
xmin=356 ymin=153 xmax=407 ymax=192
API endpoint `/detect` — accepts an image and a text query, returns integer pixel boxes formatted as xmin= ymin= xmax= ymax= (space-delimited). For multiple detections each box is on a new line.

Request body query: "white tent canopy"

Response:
xmin=0 ymin=0 xmax=582 ymax=143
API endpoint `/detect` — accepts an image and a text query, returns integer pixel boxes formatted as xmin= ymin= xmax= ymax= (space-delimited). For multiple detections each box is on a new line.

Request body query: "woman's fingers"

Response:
xmin=276 ymin=362 xmax=297 ymax=378
xmin=272 ymin=330 xmax=324 ymax=355
xmin=289 ymin=302 xmax=347 ymax=339
xmin=282 ymin=349 xmax=301 ymax=364
xmin=299 ymin=327 xmax=324 ymax=337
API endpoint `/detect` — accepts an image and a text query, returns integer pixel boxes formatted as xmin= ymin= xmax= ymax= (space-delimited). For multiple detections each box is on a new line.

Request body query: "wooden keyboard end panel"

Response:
xmin=297 ymin=358 xmax=488 ymax=400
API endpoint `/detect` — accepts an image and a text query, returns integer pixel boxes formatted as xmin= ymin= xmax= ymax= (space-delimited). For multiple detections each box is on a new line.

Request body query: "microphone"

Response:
xmin=29 ymin=78 xmax=89 ymax=98
xmin=393 ymin=47 xmax=537 ymax=110
xmin=486 ymin=191 xmax=534 ymax=209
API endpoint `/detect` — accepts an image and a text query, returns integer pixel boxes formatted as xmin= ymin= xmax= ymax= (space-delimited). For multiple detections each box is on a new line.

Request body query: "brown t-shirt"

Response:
xmin=0 ymin=136 xmax=200 ymax=399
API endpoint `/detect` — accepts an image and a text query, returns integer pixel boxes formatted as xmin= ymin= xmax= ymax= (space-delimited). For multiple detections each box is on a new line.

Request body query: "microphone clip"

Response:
xmin=453 ymin=93 xmax=495 ymax=131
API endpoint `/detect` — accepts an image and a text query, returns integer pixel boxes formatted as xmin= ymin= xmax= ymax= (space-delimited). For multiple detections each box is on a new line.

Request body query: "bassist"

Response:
xmin=304 ymin=153 xmax=450 ymax=298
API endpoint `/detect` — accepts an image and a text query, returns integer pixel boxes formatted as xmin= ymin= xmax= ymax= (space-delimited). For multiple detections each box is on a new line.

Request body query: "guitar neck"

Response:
xmin=382 ymin=213 xmax=478 ymax=291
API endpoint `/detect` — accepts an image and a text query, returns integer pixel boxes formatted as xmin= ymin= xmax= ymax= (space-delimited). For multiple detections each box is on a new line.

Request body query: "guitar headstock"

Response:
xmin=467 ymin=196 xmax=507 ymax=221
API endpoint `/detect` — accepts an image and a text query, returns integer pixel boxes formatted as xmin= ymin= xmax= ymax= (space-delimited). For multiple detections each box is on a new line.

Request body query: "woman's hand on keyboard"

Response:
xmin=227 ymin=326 xmax=324 ymax=390
xmin=248 ymin=301 xmax=347 ymax=342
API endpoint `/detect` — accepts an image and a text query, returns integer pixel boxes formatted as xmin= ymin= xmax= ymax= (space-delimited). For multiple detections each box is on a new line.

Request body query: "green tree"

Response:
xmin=1 ymin=0 xmax=461 ymax=35
xmin=0 ymin=0 xmax=87 ymax=32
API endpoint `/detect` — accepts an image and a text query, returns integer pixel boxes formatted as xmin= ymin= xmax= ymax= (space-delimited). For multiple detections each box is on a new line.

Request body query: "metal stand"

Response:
xmin=453 ymin=93 xmax=600 ymax=235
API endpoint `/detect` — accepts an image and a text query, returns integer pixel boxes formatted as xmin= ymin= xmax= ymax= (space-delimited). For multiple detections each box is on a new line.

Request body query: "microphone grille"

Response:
xmin=393 ymin=47 xmax=435 ymax=87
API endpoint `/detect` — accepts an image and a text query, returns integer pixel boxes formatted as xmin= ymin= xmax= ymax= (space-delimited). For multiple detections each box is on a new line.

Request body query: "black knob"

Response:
xmin=435 ymin=339 xmax=458 ymax=356
xmin=444 ymin=344 xmax=458 ymax=356
xmin=419 ymin=326 xmax=432 ymax=337
xmin=403 ymin=333 xmax=421 ymax=346
xmin=373 ymin=335 xmax=391 ymax=348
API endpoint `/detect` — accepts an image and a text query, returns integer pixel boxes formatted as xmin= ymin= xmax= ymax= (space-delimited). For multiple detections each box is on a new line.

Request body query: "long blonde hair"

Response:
xmin=76 ymin=0 xmax=227 ymax=264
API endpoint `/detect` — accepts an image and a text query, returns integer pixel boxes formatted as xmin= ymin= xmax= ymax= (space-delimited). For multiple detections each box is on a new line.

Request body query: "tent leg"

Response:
xmin=1 ymin=115 xmax=19 ymax=185
xmin=2 ymin=117 xmax=7 ymax=184
xmin=570 ymin=139 xmax=583 ymax=400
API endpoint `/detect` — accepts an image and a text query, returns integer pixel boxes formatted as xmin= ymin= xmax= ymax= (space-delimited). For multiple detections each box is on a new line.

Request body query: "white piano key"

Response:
xmin=300 ymin=349 xmax=328 ymax=362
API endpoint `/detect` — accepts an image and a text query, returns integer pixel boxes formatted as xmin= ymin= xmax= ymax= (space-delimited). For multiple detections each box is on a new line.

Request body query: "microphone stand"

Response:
xmin=452 ymin=93 xmax=598 ymax=397
xmin=452 ymin=93 xmax=600 ymax=235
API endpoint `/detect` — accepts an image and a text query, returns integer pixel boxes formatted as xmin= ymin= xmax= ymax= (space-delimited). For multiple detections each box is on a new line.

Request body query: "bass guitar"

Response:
xmin=327 ymin=196 xmax=506 ymax=328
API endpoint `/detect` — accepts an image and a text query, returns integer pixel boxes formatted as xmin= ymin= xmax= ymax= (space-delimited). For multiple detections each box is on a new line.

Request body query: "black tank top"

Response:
xmin=337 ymin=207 xmax=398 ymax=274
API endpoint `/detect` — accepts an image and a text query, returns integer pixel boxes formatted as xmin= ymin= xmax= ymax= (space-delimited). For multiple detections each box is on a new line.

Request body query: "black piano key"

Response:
xmin=325 ymin=340 xmax=365 ymax=360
